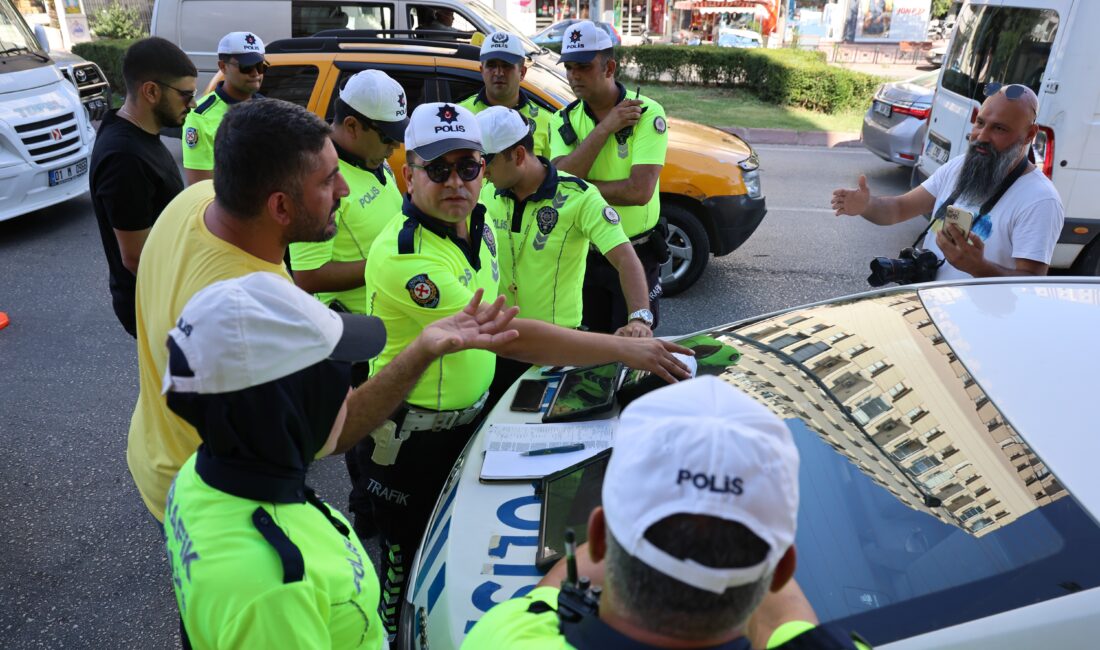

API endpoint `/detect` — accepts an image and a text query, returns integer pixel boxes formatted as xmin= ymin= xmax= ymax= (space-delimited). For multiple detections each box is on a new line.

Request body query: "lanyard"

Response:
xmin=507 ymin=203 xmax=538 ymax=300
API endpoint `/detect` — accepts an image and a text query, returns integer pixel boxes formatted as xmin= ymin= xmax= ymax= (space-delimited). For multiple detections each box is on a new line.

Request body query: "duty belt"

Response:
xmin=590 ymin=228 xmax=655 ymax=253
xmin=400 ymin=391 xmax=489 ymax=433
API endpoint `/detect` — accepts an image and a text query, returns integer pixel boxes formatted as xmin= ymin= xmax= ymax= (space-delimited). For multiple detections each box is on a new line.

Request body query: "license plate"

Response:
xmin=49 ymin=158 xmax=88 ymax=187
xmin=873 ymin=101 xmax=892 ymax=117
xmin=925 ymin=142 xmax=949 ymax=164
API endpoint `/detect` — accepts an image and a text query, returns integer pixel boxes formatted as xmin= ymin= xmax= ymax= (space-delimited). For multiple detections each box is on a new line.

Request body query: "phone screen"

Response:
xmin=510 ymin=379 xmax=548 ymax=412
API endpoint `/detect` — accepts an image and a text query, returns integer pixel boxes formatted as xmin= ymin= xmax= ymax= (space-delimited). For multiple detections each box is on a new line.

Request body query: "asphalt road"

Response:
xmin=0 ymin=144 xmax=922 ymax=648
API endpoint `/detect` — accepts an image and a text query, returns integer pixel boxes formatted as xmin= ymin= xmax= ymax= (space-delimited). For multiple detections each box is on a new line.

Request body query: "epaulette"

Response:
xmin=194 ymin=94 xmax=218 ymax=115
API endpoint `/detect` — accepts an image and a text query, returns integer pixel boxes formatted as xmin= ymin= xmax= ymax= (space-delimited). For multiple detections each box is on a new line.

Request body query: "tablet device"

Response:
xmin=536 ymin=448 xmax=612 ymax=572
xmin=541 ymin=363 xmax=622 ymax=423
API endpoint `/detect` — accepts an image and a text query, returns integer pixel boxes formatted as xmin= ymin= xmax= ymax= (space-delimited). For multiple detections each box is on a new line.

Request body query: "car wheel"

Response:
xmin=660 ymin=204 xmax=710 ymax=296
xmin=1071 ymin=238 xmax=1100 ymax=276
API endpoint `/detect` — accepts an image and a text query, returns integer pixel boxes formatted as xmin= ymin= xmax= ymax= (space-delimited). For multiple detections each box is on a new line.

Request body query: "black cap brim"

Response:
xmin=232 ymin=52 xmax=266 ymax=66
xmin=330 ymin=313 xmax=387 ymax=362
xmin=558 ymin=49 xmax=599 ymax=64
xmin=480 ymin=52 xmax=524 ymax=66
xmin=375 ymin=118 xmax=409 ymax=143
xmin=412 ymin=138 xmax=484 ymax=162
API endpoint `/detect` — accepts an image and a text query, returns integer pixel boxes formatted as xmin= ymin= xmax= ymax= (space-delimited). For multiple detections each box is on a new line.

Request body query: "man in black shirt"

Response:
xmin=90 ymin=37 xmax=197 ymax=336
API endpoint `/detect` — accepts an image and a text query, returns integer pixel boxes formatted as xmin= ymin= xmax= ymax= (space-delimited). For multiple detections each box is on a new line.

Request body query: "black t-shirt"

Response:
xmin=90 ymin=110 xmax=184 ymax=336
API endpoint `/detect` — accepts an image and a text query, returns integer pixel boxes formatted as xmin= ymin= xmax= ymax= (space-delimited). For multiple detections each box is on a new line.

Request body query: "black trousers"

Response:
xmin=582 ymin=235 xmax=664 ymax=333
xmin=347 ymin=413 xmax=485 ymax=639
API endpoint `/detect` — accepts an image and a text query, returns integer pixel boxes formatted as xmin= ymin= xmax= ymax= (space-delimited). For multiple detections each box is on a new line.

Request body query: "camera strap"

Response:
xmin=911 ymin=155 xmax=1031 ymax=249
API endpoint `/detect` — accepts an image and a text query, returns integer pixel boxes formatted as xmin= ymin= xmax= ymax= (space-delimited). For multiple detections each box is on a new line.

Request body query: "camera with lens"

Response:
xmin=867 ymin=247 xmax=941 ymax=287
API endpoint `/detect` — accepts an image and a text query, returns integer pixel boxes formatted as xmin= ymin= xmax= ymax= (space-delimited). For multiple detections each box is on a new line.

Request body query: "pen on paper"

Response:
xmin=522 ymin=443 xmax=586 ymax=457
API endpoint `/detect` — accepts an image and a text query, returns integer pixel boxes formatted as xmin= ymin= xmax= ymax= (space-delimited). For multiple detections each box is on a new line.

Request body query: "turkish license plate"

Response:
xmin=925 ymin=141 xmax=950 ymax=164
xmin=48 ymin=158 xmax=88 ymax=187
xmin=873 ymin=101 xmax=892 ymax=118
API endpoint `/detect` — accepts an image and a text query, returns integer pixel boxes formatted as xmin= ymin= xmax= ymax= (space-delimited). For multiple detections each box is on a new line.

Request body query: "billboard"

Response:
xmin=856 ymin=0 xmax=930 ymax=42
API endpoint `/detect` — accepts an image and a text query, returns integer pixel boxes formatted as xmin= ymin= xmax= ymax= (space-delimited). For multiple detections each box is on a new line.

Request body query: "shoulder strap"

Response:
xmin=251 ymin=508 xmax=305 ymax=584
xmin=397 ymin=217 xmax=419 ymax=255
xmin=194 ymin=94 xmax=218 ymax=115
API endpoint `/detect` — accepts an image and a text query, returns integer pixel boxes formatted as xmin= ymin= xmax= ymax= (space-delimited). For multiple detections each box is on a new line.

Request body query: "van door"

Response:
xmin=918 ymin=0 xmax=1068 ymax=181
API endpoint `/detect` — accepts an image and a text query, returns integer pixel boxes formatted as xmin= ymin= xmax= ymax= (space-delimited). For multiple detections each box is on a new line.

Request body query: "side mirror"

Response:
xmin=34 ymin=24 xmax=49 ymax=53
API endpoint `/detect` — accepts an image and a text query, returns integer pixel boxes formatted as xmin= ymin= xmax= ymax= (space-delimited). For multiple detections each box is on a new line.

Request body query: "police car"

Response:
xmin=402 ymin=276 xmax=1100 ymax=649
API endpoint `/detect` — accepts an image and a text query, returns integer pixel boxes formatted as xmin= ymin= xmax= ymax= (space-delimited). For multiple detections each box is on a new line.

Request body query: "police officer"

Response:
xmin=464 ymin=377 xmax=872 ymax=650
xmin=290 ymin=70 xmax=408 ymax=316
xmin=477 ymin=106 xmax=653 ymax=399
xmin=362 ymin=102 xmax=692 ymax=640
xmin=458 ymin=30 xmax=552 ymax=158
xmin=182 ymin=32 xmax=267 ymax=185
xmin=550 ymin=20 xmax=669 ymax=334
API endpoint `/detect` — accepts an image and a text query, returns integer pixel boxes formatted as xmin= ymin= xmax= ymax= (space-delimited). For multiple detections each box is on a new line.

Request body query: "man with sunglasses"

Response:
xmin=361 ymin=102 xmax=693 ymax=640
xmin=182 ymin=32 xmax=267 ymax=186
xmin=833 ymin=83 xmax=1063 ymax=279
xmin=550 ymin=21 xmax=669 ymax=335
xmin=90 ymin=37 xmax=197 ymax=337
xmin=458 ymin=31 xmax=552 ymax=158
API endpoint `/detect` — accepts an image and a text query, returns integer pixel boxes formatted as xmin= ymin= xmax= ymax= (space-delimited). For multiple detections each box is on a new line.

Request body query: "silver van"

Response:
xmin=916 ymin=0 xmax=1100 ymax=274
xmin=151 ymin=0 xmax=556 ymax=91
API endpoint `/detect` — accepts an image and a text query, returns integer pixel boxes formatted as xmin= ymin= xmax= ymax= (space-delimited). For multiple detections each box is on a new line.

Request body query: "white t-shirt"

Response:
xmin=920 ymin=155 xmax=1064 ymax=280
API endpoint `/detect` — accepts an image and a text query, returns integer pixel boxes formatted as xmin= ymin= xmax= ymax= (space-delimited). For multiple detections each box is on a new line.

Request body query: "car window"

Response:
xmin=292 ymin=2 xmax=394 ymax=37
xmin=407 ymin=4 xmax=476 ymax=32
xmin=260 ymin=64 xmax=320 ymax=108
xmin=941 ymin=5 xmax=1059 ymax=101
xmin=326 ymin=65 xmax=481 ymax=121
xmin=703 ymin=289 xmax=1100 ymax=645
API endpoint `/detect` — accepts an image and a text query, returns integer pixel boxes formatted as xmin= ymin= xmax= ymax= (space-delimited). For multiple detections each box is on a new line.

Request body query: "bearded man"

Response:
xmin=832 ymin=84 xmax=1063 ymax=279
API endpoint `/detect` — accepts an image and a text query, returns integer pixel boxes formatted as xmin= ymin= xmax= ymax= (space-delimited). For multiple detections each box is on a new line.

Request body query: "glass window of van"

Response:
xmin=941 ymin=5 xmax=1059 ymax=101
xmin=291 ymin=2 xmax=394 ymax=37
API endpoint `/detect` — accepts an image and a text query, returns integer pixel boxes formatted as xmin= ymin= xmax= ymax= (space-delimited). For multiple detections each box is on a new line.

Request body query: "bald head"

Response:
xmin=985 ymin=84 xmax=1039 ymax=122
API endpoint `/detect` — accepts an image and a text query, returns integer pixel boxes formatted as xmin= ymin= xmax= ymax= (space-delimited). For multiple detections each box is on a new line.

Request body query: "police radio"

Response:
xmin=556 ymin=529 xmax=601 ymax=626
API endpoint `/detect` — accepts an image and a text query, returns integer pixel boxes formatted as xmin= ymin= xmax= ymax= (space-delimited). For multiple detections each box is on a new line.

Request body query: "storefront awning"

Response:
xmin=673 ymin=0 xmax=773 ymax=11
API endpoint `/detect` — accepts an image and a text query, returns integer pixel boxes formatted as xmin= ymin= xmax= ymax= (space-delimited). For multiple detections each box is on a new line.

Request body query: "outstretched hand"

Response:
xmin=621 ymin=338 xmax=694 ymax=384
xmin=419 ymin=289 xmax=520 ymax=357
xmin=832 ymin=174 xmax=871 ymax=216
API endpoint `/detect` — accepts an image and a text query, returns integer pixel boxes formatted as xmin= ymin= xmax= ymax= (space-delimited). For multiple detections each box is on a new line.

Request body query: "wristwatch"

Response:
xmin=628 ymin=308 xmax=654 ymax=328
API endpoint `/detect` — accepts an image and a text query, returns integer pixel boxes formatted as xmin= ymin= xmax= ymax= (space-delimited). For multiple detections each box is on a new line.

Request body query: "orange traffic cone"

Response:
xmin=0 ymin=312 xmax=9 ymax=330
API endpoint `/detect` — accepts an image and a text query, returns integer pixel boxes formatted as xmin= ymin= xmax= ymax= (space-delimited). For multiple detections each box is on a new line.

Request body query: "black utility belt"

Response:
xmin=590 ymin=228 xmax=656 ymax=253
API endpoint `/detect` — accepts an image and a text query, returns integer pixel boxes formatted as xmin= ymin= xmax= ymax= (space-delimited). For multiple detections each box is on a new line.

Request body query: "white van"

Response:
xmin=151 ymin=0 xmax=555 ymax=92
xmin=916 ymin=0 xmax=1100 ymax=274
xmin=0 ymin=0 xmax=100 ymax=223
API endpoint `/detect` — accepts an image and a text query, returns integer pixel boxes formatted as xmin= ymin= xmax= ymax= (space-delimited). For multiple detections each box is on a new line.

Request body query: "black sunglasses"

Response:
xmin=230 ymin=60 xmax=270 ymax=75
xmin=409 ymin=158 xmax=484 ymax=183
xmin=155 ymin=81 xmax=196 ymax=102
xmin=983 ymin=82 xmax=1028 ymax=99
xmin=364 ymin=121 xmax=398 ymax=146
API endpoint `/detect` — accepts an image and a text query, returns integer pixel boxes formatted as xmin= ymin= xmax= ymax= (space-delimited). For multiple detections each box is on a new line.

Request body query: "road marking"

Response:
xmin=768 ymin=207 xmax=837 ymax=214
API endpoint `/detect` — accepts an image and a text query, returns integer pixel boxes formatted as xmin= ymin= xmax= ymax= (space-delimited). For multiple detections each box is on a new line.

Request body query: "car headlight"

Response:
xmin=741 ymin=168 xmax=762 ymax=199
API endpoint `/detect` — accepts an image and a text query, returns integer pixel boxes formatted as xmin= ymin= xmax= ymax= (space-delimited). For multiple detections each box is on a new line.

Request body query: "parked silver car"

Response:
xmin=861 ymin=71 xmax=937 ymax=167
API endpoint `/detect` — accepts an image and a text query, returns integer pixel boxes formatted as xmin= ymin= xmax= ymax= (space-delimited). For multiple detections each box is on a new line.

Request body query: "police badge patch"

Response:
xmin=406 ymin=274 xmax=440 ymax=308
xmin=536 ymin=206 xmax=559 ymax=235
xmin=602 ymin=206 xmax=621 ymax=225
xmin=482 ymin=226 xmax=496 ymax=257
xmin=654 ymin=116 xmax=667 ymax=134
xmin=185 ymin=127 xmax=198 ymax=148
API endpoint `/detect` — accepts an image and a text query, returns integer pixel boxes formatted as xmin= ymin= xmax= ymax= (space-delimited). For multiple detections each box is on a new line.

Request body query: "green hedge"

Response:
xmin=72 ymin=39 xmax=134 ymax=95
xmin=616 ymin=45 xmax=880 ymax=114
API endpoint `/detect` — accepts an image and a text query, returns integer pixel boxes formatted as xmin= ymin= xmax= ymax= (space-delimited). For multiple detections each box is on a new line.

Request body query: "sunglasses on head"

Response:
xmin=410 ymin=157 xmax=484 ymax=183
xmin=230 ymin=60 xmax=270 ymax=75
xmin=983 ymin=82 xmax=1028 ymax=99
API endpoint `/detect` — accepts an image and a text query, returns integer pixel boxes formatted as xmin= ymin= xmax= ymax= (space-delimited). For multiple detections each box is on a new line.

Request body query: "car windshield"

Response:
xmin=0 ymin=0 xmax=43 ymax=56
xmin=623 ymin=288 xmax=1100 ymax=646
xmin=524 ymin=58 xmax=575 ymax=107
xmin=467 ymin=0 xmax=542 ymax=54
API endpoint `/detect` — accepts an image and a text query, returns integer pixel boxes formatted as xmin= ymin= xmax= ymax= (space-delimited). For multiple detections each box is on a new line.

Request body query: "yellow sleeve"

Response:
xmin=631 ymin=100 xmax=669 ymax=166
xmin=216 ymin=583 xmax=331 ymax=650
xmin=372 ymin=251 xmax=477 ymax=328
xmin=577 ymin=187 xmax=629 ymax=255
xmin=181 ymin=112 xmax=216 ymax=171
xmin=461 ymin=586 xmax=563 ymax=649
xmin=288 ymin=207 xmax=342 ymax=272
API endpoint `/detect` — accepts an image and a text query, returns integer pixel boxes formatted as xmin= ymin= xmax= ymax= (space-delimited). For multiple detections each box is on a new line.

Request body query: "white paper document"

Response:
xmin=479 ymin=421 xmax=616 ymax=481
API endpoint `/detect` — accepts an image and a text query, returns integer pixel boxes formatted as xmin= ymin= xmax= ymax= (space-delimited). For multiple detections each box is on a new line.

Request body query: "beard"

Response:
xmin=953 ymin=136 xmax=1030 ymax=205
xmin=285 ymin=195 xmax=340 ymax=245
xmin=153 ymin=98 xmax=187 ymax=129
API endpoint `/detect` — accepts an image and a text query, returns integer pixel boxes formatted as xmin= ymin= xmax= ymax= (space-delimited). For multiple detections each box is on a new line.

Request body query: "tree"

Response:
xmin=932 ymin=0 xmax=953 ymax=19
xmin=90 ymin=2 xmax=145 ymax=40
